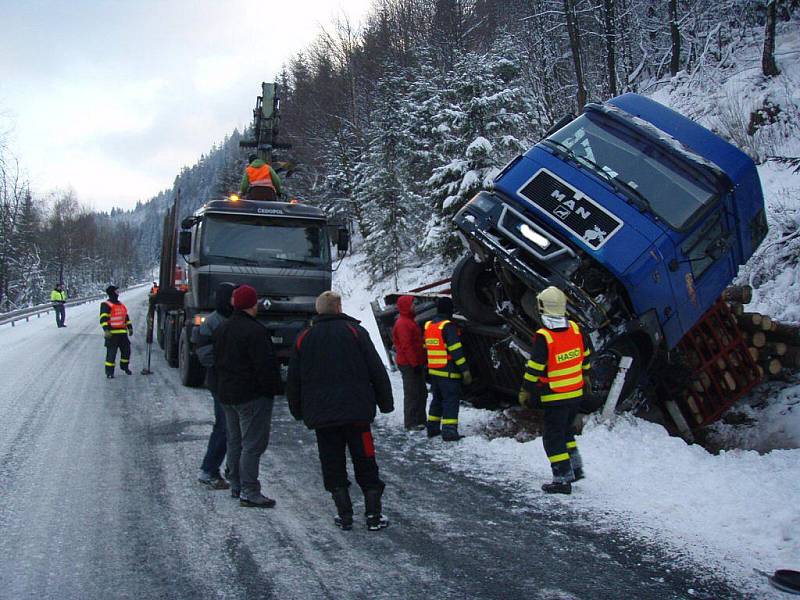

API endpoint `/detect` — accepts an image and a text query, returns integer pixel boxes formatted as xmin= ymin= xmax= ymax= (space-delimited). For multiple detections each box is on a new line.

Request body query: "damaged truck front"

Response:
xmin=377 ymin=93 xmax=768 ymax=435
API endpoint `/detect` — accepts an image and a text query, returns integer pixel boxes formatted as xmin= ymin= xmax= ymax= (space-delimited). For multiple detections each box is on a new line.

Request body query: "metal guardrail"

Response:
xmin=0 ymin=283 xmax=150 ymax=328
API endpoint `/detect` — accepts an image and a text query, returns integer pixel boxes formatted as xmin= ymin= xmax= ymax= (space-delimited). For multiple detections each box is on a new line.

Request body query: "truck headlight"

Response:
xmin=193 ymin=314 xmax=209 ymax=325
xmin=519 ymin=223 xmax=551 ymax=249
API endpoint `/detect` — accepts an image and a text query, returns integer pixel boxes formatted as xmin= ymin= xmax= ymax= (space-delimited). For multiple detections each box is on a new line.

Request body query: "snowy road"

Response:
xmin=0 ymin=287 xmax=745 ymax=600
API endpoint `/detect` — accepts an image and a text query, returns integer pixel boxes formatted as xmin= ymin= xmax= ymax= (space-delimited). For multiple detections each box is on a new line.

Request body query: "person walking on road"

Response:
xmin=287 ymin=291 xmax=394 ymax=531
xmin=100 ymin=285 xmax=133 ymax=378
xmin=518 ymin=286 xmax=591 ymax=495
xmin=51 ymin=283 xmax=67 ymax=328
xmin=214 ymin=284 xmax=280 ymax=508
xmin=240 ymin=153 xmax=283 ymax=200
xmin=392 ymin=295 xmax=428 ymax=430
xmin=424 ymin=296 xmax=471 ymax=441
xmin=192 ymin=282 xmax=237 ymax=490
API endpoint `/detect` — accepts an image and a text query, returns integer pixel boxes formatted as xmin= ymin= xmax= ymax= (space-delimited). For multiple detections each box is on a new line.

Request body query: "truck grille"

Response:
xmin=517 ymin=168 xmax=622 ymax=250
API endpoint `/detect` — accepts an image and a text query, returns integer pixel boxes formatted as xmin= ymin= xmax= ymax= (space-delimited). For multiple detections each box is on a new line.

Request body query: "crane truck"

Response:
xmin=372 ymin=93 xmax=770 ymax=439
xmin=149 ymin=83 xmax=349 ymax=386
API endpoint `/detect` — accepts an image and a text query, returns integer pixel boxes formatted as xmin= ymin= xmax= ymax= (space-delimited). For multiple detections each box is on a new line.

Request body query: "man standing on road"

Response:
xmin=51 ymin=283 xmax=67 ymax=328
xmin=214 ymin=284 xmax=280 ymax=508
xmin=424 ymin=297 xmax=471 ymax=441
xmin=518 ymin=286 xmax=591 ymax=495
xmin=287 ymin=291 xmax=394 ymax=531
xmin=192 ymin=282 xmax=237 ymax=490
xmin=392 ymin=295 xmax=428 ymax=430
xmin=100 ymin=285 xmax=133 ymax=379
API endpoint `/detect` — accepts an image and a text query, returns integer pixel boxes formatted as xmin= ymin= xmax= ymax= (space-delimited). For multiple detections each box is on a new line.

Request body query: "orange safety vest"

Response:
xmin=150 ymin=285 xmax=159 ymax=295
xmin=246 ymin=164 xmax=275 ymax=190
xmin=424 ymin=319 xmax=462 ymax=379
xmin=109 ymin=303 xmax=129 ymax=331
xmin=537 ymin=321 xmax=585 ymax=402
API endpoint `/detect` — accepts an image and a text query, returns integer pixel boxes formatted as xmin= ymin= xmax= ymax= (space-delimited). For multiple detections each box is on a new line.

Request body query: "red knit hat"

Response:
xmin=232 ymin=284 xmax=258 ymax=310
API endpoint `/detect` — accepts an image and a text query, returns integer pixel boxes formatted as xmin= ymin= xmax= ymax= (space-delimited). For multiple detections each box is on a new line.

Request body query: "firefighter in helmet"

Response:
xmin=519 ymin=286 xmax=591 ymax=494
xmin=424 ymin=296 xmax=472 ymax=441
xmin=100 ymin=285 xmax=133 ymax=378
xmin=240 ymin=153 xmax=283 ymax=200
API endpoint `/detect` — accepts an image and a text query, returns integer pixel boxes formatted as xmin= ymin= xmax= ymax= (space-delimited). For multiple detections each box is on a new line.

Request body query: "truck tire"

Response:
xmin=179 ymin=327 xmax=205 ymax=387
xmin=164 ymin=315 xmax=179 ymax=368
xmin=452 ymin=255 xmax=503 ymax=325
xmin=587 ymin=336 xmax=642 ymax=413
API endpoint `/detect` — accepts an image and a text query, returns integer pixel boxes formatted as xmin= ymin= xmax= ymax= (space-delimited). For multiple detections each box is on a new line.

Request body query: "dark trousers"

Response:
xmin=54 ymin=304 xmax=65 ymax=327
xmin=200 ymin=392 xmax=227 ymax=476
xmin=399 ymin=365 xmax=428 ymax=428
xmin=223 ymin=396 xmax=274 ymax=497
xmin=104 ymin=334 xmax=131 ymax=375
xmin=315 ymin=423 xmax=384 ymax=493
xmin=428 ymin=376 xmax=461 ymax=438
xmin=542 ymin=402 xmax=579 ymax=482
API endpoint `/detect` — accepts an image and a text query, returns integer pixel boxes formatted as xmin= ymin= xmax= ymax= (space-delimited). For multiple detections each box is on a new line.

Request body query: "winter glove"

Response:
xmin=103 ymin=330 xmax=112 ymax=339
xmin=518 ymin=389 xmax=532 ymax=408
xmin=462 ymin=371 xmax=473 ymax=386
xmin=128 ymin=328 xmax=133 ymax=337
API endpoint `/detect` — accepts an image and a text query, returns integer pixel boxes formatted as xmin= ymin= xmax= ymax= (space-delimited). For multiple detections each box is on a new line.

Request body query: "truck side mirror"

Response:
xmin=337 ymin=228 xmax=350 ymax=253
xmin=178 ymin=231 xmax=192 ymax=255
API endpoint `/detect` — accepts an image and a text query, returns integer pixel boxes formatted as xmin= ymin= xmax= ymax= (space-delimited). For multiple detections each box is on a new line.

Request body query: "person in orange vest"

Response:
xmin=240 ymin=153 xmax=283 ymax=200
xmin=149 ymin=282 xmax=159 ymax=296
xmin=518 ymin=286 xmax=591 ymax=495
xmin=100 ymin=285 xmax=133 ymax=379
xmin=424 ymin=297 xmax=472 ymax=441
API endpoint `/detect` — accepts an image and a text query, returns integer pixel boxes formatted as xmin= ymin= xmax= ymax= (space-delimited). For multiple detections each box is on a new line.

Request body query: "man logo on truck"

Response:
xmin=552 ymin=190 xmax=592 ymax=221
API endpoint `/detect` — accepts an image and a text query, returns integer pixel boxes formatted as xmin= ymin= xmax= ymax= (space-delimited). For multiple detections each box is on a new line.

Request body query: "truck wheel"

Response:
xmin=164 ymin=315 xmax=179 ymax=368
xmin=179 ymin=327 xmax=205 ymax=387
xmin=587 ymin=337 xmax=642 ymax=413
xmin=452 ymin=255 xmax=503 ymax=325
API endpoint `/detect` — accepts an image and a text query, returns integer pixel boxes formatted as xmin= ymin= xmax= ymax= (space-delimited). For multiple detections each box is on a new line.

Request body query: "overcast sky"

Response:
xmin=0 ymin=0 xmax=372 ymax=212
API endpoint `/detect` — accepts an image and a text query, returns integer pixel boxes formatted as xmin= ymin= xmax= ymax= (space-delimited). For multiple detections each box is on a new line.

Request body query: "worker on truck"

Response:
xmin=240 ymin=153 xmax=283 ymax=200
xmin=518 ymin=286 xmax=591 ymax=495
xmin=424 ymin=297 xmax=472 ymax=441
xmin=100 ymin=285 xmax=133 ymax=379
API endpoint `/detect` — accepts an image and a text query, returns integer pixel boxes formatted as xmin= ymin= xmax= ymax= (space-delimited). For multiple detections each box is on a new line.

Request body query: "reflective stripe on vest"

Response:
xmin=109 ymin=303 xmax=128 ymax=330
xmin=537 ymin=320 xmax=585 ymax=402
xmin=424 ymin=320 xmax=451 ymax=369
xmin=246 ymin=164 xmax=275 ymax=189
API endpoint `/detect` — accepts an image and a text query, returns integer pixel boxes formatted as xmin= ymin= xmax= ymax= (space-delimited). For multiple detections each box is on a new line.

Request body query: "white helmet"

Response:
xmin=537 ymin=286 xmax=567 ymax=317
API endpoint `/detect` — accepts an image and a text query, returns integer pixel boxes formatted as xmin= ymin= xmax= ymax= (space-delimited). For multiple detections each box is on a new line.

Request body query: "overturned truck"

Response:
xmin=373 ymin=93 xmax=777 ymax=440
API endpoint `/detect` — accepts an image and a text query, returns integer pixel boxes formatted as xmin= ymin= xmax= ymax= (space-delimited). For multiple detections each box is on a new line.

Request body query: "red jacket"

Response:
xmin=392 ymin=296 xmax=426 ymax=367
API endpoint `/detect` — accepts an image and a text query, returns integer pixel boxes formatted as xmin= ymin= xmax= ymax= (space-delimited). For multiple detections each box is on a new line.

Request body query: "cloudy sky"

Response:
xmin=0 ymin=0 xmax=372 ymax=212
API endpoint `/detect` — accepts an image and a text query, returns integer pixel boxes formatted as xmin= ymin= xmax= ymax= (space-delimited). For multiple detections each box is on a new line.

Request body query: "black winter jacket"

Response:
xmin=214 ymin=310 xmax=280 ymax=405
xmin=286 ymin=313 xmax=393 ymax=429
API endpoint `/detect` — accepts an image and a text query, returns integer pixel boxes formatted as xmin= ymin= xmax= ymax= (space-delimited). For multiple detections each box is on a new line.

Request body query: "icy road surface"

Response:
xmin=0 ymin=287 xmax=743 ymax=600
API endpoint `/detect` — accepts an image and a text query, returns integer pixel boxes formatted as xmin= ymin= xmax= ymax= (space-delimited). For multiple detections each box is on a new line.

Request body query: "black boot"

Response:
xmin=331 ymin=487 xmax=353 ymax=530
xmin=541 ymin=481 xmax=572 ymax=494
xmin=364 ymin=488 xmax=389 ymax=531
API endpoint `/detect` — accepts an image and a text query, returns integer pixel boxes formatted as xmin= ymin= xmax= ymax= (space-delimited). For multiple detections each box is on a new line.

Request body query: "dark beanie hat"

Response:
xmin=232 ymin=284 xmax=258 ymax=310
xmin=437 ymin=296 xmax=454 ymax=316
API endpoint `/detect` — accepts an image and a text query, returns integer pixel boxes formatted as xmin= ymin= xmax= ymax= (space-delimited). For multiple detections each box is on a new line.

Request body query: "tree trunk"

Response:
xmin=762 ymin=0 xmax=781 ymax=77
xmin=669 ymin=0 xmax=681 ymax=77
xmin=603 ymin=0 xmax=618 ymax=97
xmin=563 ymin=0 xmax=587 ymax=110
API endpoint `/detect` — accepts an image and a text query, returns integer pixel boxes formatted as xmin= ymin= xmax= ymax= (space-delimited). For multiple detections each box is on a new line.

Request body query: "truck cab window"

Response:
xmin=201 ymin=214 xmax=330 ymax=267
xmin=548 ymin=114 xmax=718 ymax=230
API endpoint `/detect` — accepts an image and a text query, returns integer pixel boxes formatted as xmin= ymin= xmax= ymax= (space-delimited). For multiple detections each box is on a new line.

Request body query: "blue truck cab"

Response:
xmin=453 ymin=93 xmax=767 ymax=374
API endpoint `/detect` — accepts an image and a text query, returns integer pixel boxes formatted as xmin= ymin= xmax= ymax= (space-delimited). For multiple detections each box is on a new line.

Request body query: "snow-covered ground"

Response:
xmin=333 ymin=28 xmax=800 ymax=590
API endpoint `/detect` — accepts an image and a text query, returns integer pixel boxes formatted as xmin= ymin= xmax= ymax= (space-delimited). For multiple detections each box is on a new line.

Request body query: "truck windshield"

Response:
xmin=546 ymin=114 xmax=717 ymax=229
xmin=201 ymin=214 xmax=330 ymax=268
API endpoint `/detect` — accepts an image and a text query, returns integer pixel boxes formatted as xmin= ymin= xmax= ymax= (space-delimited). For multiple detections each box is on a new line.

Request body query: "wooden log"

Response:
xmin=722 ymin=285 xmax=753 ymax=304
xmin=760 ymin=315 xmax=773 ymax=331
xmin=727 ymin=302 xmax=744 ymax=316
xmin=763 ymin=342 xmax=787 ymax=357
xmin=749 ymin=347 xmax=760 ymax=361
xmin=760 ymin=357 xmax=782 ymax=376
xmin=722 ymin=371 xmax=737 ymax=391
xmin=750 ymin=331 xmax=766 ymax=348
xmin=768 ymin=321 xmax=800 ymax=345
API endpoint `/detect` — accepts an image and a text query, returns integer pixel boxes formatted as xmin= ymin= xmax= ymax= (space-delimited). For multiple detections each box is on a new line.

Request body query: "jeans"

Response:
xmin=200 ymin=392 xmax=227 ymax=476
xmin=399 ymin=365 xmax=428 ymax=428
xmin=315 ymin=423 xmax=384 ymax=493
xmin=223 ymin=396 xmax=274 ymax=497
xmin=54 ymin=304 xmax=65 ymax=327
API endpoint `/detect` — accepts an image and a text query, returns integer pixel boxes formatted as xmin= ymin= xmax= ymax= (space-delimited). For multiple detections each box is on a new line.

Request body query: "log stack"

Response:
xmin=725 ymin=284 xmax=800 ymax=380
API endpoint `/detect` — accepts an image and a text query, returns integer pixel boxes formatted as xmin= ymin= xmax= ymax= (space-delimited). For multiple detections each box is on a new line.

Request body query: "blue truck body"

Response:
xmin=454 ymin=93 xmax=767 ymax=359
